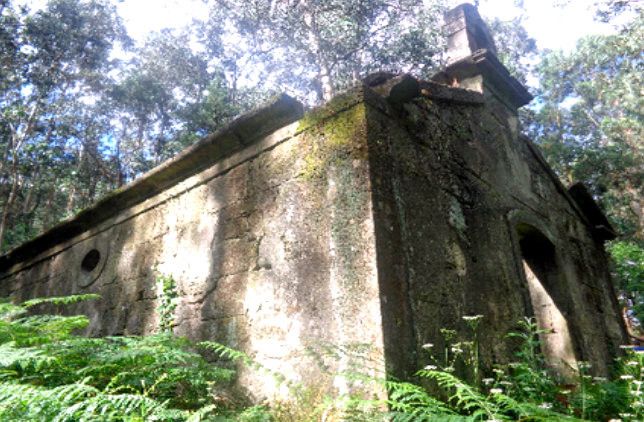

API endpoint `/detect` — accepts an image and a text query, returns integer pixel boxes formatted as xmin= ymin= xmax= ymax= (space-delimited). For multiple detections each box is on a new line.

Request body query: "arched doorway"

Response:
xmin=516 ymin=223 xmax=578 ymax=380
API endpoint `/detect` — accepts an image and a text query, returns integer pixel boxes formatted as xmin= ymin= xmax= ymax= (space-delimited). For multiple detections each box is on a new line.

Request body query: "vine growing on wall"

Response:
xmin=156 ymin=273 xmax=178 ymax=333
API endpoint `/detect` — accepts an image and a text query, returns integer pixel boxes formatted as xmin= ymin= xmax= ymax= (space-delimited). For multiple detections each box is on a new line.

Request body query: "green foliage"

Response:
xmin=418 ymin=369 xmax=507 ymax=420
xmin=156 ymin=273 xmax=178 ymax=333
xmin=330 ymin=316 xmax=642 ymax=421
xmin=378 ymin=317 xmax=574 ymax=421
xmin=0 ymin=291 xmax=642 ymax=421
xmin=609 ymin=240 xmax=644 ymax=321
xmin=200 ymin=0 xmax=449 ymax=103
xmin=386 ymin=379 xmax=457 ymax=420
xmin=0 ymin=294 xmax=99 ymax=346
xmin=0 ymin=0 xmax=131 ymax=251
xmin=528 ymin=12 xmax=643 ymax=238
xmin=485 ymin=14 xmax=538 ymax=84
xmin=0 ymin=294 xmax=244 ymax=421
xmin=502 ymin=318 xmax=558 ymax=404
xmin=21 ymin=294 xmax=102 ymax=309
xmin=0 ymin=0 xmax=244 ymax=252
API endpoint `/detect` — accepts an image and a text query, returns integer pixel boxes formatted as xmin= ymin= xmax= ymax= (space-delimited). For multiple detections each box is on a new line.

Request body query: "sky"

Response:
xmin=113 ymin=0 xmax=622 ymax=51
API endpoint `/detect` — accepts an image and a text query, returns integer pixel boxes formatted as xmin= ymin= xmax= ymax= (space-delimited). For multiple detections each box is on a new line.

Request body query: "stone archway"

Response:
xmin=506 ymin=210 xmax=580 ymax=380
xmin=516 ymin=222 xmax=578 ymax=380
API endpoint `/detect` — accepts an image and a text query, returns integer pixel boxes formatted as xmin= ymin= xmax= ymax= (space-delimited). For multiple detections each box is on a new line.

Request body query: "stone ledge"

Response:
xmin=419 ymin=80 xmax=484 ymax=105
xmin=568 ymin=182 xmax=617 ymax=241
xmin=364 ymin=72 xmax=485 ymax=107
xmin=523 ymin=137 xmax=616 ymax=241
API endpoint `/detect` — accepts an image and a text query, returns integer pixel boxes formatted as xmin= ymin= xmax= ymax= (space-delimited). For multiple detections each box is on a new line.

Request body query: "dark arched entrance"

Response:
xmin=516 ymin=223 xmax=578 ymax=379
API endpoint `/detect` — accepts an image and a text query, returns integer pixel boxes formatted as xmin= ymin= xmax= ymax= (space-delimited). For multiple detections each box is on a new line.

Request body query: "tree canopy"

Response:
xmin=0 ymin=0 xmax=641 ymax=261
xmin=527 ymin=11 xmax=643 ymax=238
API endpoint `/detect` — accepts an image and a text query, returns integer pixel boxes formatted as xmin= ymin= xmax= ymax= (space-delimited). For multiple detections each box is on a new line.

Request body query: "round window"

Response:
xmin=81 ymin=249 xmax=101 ymax=272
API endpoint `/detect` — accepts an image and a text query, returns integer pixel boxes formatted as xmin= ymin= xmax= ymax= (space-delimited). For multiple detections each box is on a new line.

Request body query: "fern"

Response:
xmin=199 ymin=341 xmax=252 ymax=364
xmin=417 ymin=369 xmax=505 ymax=420
xmin=386 ymin=379 xmax=456 ymax=420
xmin=21 ymin=294 xmax=101 ymax=309
xmin=0 ymin=294 xmax=243 ymax=420
xmin=0 ymin=291 xmax=640 ymax=421
xmin=491 ymin=391 xmax=583 ymax=421
xmin=53 ymin=392 xmax=167 ymax=421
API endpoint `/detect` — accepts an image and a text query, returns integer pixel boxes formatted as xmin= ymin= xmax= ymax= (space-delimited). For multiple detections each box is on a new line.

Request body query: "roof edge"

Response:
xmin=568 ymin=182 xmax=617 ymax=241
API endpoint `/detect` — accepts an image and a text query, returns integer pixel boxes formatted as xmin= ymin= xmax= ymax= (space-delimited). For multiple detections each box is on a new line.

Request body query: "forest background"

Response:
xmin=0 ymin=0 xmax=642 ymax=317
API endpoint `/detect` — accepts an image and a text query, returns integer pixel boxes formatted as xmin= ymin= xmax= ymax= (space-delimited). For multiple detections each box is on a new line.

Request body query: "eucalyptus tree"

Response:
xmin=0 ymin=1 xmax=247 ymax=251
xmin=202 ymin=0 xmax=448 ymax=103
xmin=0 ymin=0 xmax=128 ymax=251
xmin=528 ymin=12 xmax=643 ymax=238
xmin=594 ymin=0 xmax=641 ymax=22
xmin=105 ymin=28 xmax=246 ymax=186
xmin=485 ymin=15 xmax=537 ymax=85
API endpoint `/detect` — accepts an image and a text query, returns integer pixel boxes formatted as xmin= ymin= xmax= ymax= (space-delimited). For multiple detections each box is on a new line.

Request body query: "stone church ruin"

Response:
xmin=0 ymin=4 xmax=627 ymax=400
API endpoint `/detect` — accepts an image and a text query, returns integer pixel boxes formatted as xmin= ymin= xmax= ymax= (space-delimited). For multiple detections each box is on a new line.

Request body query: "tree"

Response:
xmin=594 ymin=0 xmax=642 ymax=22
xmin=528 ymin=12 xmax=643 ymax=238
xmin=0 ymin=0 xmax=128 ymax=250
xmin=485 ymin=15 xmax=538 ymax=85
xmin=104 ymin=28 xmax=249 ymax=185
xmin=201 ymin=0 xmax=448 ymax=103
xmin=0 ymin=1 xmax=248 ymax=252
xmin=1 ymin=0 xmax=585 ymax=257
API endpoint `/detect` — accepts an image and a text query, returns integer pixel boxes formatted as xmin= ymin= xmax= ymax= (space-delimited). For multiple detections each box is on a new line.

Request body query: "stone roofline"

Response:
xmin=0 ymin=3 xmax=615 ymax=273
xmin=0 ymin=80 xmax=481 ymax=272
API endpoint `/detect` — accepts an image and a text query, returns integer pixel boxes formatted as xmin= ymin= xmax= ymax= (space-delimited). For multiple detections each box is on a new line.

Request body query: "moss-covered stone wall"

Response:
xmin=0 ymin=79 xmax=627 ymax=402
xmin=0 ymin=91 xmax=387 ymax=403
xmin=365 ymin=87 xmax=627 ymax=379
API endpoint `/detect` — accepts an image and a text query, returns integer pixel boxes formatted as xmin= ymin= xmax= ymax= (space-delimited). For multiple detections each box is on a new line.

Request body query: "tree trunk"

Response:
xmin=65 ymin=146 xmax=84 ymax=216
xmin=42 ymin=178 xmax=57 ymax=229
xmin=0 ymin=165 xmax=19 ymax=251
xmin=301 ymin=1 xmax=334 ymax=102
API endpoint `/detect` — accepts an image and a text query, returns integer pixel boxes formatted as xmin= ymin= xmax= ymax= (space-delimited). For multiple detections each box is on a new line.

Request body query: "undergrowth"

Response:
xmin=380 ymin=316 xmax=643 ymax=422
xmin=0 ymin=288 xmax=641 ymax=421
xmin=0 ymin=292 xmax=268 ymax=421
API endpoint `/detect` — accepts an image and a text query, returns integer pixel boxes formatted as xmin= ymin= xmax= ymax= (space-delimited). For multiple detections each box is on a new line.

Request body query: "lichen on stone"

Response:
xmin=448 ymin=195 xmax=468 ymax=242
xmin=299 ymin=104 xmax=367 ymax=182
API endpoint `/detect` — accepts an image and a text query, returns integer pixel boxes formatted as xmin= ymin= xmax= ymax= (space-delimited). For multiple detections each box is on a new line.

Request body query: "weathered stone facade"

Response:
xmin=0 ymin=4 xmax=627 ymax=401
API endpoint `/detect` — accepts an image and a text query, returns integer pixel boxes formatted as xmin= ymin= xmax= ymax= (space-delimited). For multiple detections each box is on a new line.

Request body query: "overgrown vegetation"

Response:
xmin=381 ymin=316 xmax=643 ymax=421
xmin=0 ymin=294 xmax=264 ymax=420
xmin=0 ymin=292 xmax=642 ymax=421
xmin=609 ymin=240 xmax=644 ymax=328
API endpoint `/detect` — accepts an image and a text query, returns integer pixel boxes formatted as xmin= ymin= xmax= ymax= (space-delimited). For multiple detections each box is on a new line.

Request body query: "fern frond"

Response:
xmin=53 ymin=392 xmax=170 ymax=422
xmin=199 ymin=341 xmax=253 ymax=365
xmin=418 ymin=370 xmax=505 ymax=420
xmin=21 ymin=294 xmax=100 ymax=308
xmin=16 ymin=314 xmax=90 ymax=344
xmin=0 ymin=302 xmax=27 ymax=321
xmin=186 ymin=404 xmax=218 ymax=421
xmin=0 ymin=343 xmax=44 ymax=367
xmin=386 ymin=379 xmax=455 ymax=418
xmin=492 ymin=393 xmax=583 ymax=421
